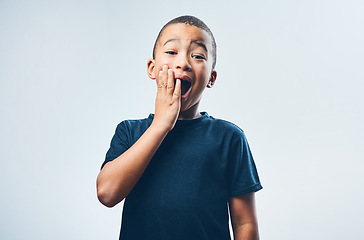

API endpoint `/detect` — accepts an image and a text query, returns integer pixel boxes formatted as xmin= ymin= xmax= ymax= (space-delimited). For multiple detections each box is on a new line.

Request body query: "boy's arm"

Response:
xmin=97 ymin=65 xmax=180 ymax=207
xmin=229 ymin=192 xmax=260 ymax=240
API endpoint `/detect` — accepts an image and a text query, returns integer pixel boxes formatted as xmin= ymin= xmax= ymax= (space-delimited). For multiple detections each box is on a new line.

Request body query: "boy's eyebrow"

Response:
xmin=163 ymin=39 xmax=208 ymax=53
xmin=163 ymin=38 xmax=179 ymax=46
xmin=192 ymin=41 xmax=208 ymax=53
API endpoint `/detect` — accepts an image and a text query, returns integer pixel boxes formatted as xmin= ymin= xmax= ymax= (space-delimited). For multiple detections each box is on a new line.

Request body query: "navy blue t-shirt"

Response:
xmin=102 ymin=112 xmax=262 ymax=240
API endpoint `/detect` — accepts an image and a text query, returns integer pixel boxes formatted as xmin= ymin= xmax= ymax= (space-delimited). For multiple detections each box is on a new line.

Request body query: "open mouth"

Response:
xmin=180 ymin=79 xmax=191 ymax=96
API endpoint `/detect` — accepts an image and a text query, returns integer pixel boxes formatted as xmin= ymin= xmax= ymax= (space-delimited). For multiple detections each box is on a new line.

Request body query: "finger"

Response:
xmin=158 ymin=65 xmax=168 ymax=91
xmin=167 ymin=69 xmax=175 ymax=92
xmin=173 ymin=79 xmax=181 ymax=101
xmin=156 ymin=70 xmax=163 ymax=87
xmin=158 ymin=71 xmax=167 ymax=94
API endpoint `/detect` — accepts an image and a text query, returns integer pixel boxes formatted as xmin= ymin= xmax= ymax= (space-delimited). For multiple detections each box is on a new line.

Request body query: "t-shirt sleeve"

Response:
xmin=228 ymin=130 xmax=262 ymax=196
xmin=101 ymin=121 xmax=130 ymax=169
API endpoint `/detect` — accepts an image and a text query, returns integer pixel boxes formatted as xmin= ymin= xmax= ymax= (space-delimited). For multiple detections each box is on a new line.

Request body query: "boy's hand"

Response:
xmin=153 ymin=65 xmax=181 ymax=132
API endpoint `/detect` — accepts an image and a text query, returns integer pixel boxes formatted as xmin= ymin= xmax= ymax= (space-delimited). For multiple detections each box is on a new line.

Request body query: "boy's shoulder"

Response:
xmin=113 ymin=115 xmax=154 ymax=139
xmin=206 ymin=113 xmax=245 ymax=134
xmin=117 ymin=114 xmax=154 ymax=127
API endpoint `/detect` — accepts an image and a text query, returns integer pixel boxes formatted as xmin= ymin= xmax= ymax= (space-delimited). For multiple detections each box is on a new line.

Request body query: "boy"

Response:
xmin=97 ymin=15 xmax=262 ymax=240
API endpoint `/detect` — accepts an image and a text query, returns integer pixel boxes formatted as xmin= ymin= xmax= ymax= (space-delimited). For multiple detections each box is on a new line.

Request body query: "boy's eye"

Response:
xmin=192 ymin=55 xmax=206 ymax=60
xmin=166 ymin=51 xmax=177 ymax=55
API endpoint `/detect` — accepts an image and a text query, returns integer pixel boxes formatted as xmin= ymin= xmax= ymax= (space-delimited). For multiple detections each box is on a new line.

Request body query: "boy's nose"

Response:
xmin=175 ymin=54 xmax=191 ymax=71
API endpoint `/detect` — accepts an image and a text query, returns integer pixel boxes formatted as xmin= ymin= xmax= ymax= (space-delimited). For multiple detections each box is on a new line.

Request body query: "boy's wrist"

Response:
xmin=150 ymin=120 xmax=173 ymax=135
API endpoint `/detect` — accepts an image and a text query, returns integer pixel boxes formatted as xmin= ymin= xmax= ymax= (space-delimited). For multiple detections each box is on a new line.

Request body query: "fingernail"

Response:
xmin=159 ymin=71 xmax=163 ymax=76
xmin=168 ymin=69 xmax=172 ymax=74
xmin=163 ymin=65 xmax=168 ymax=71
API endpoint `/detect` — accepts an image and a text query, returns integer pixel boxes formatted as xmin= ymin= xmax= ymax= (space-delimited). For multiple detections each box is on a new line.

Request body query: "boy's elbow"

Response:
xmin=99 ymin=197 xmax=118 ymax=208
xmin=97 ymin=186 xmax=124 ymax=208
xmin=96 ymin=179 xmax=125 ymax=208
xmin=97 ymin=191 xmax=114 ymax=208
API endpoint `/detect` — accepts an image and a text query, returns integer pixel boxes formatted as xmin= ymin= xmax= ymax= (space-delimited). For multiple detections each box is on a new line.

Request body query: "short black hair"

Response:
xmin=152 ymin=15 xmax=217 ymax=70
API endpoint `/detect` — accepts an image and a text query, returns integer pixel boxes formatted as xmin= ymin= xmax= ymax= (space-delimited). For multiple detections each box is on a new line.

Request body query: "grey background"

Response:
xmin=1 ymin=0 xmax=363 ymax=239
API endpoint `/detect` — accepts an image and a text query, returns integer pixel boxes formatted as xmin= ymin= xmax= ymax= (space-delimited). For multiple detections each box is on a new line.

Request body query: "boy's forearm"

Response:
xmin=97 ymin=122 xmax=169 ymax=207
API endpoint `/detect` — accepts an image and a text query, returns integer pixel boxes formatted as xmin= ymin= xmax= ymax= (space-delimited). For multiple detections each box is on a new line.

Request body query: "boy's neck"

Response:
xmin=177 ymin=105 xmax=202 ymax=120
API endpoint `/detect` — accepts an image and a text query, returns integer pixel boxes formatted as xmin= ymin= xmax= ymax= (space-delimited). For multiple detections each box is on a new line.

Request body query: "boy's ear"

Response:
xmin=147 ymin=59 xmax=156 ymax=79
xmin=207 ymin=70 xmax=217 ymax=88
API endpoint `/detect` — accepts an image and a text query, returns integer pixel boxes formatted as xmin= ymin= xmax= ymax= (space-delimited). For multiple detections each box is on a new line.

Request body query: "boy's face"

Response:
xmin=148 ymin=23 xmax=217 ymax=115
